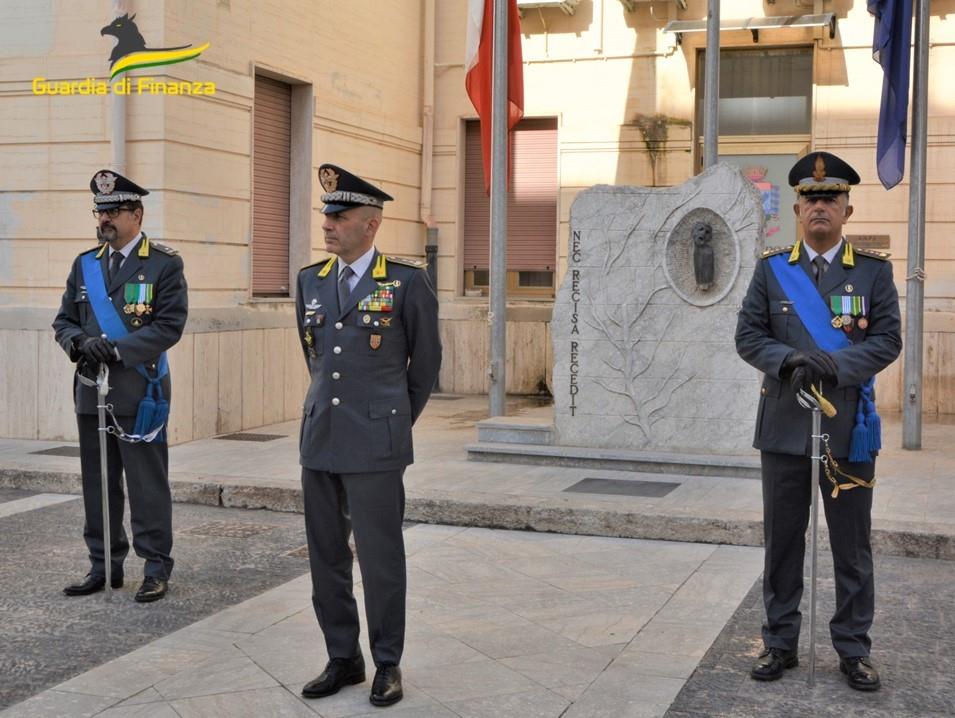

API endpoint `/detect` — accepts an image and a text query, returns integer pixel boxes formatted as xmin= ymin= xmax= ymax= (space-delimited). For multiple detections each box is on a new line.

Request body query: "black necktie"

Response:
xmin=109 ymin=251 xmax=123 ymax=284
xmin=812 ymin=256 xmax=828 ymax=287
xmin=338 ymin=265 xmax=354 ymax=311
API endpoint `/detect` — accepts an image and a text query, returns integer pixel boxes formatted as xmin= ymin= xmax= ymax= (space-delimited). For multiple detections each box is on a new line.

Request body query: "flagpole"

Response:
xmin=702 ymin=0 xmax=720 ymax=168
xmin=903 ymin=0 xmax=929 ymax=449
xmin=488 ymin=0 xmax=508 ymax=417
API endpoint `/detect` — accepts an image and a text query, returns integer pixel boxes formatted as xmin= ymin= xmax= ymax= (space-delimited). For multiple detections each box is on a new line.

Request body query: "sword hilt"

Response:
xmin=797 ymin=385 xmax=837 ymax=418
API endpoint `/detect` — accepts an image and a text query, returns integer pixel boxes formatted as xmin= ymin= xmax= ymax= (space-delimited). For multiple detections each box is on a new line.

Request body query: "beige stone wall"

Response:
xmin=0 ymin=0 xmax=428 ymax=442
xmin=0 ymin=328 xmax=309 ymax=442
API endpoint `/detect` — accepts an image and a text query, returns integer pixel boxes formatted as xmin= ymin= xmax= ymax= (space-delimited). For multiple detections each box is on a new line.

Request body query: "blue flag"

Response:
xmin=868 ymin=0 xmax=913 ymax=190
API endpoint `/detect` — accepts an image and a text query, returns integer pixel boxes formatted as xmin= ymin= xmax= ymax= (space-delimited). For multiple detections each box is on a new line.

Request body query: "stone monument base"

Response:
xmin=469 ymin=416 xmax=760 ymax=480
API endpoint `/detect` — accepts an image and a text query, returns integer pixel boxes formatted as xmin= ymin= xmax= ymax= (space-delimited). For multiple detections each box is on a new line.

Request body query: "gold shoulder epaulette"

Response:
xmin=385 ymin=255 xmax=427 ymax=269
xmin=760 ymin=245 xmax=793 ymax=259
xmin=853 ymin=247 xmax=891 ymax=261
xmin=316 ymin=257 xmax=337 ymax=277
xmin=150 ymin=241 xmax=178 ymax=256
xmin=300 ymin=256 xmax=333 ymax=272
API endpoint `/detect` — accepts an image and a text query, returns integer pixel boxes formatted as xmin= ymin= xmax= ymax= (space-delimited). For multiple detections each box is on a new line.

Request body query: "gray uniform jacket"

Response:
xmin=296 ymin=250 xmax=441 ymax=473
xmin=52 ymin=235 xmax=188 ymax=416
xmin=735 ymin=241 xmax=902 ymax=457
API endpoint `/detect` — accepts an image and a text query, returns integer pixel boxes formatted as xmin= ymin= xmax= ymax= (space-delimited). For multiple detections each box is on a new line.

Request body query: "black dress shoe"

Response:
xmin=840 ymin=656 xmax=881 ymax=691
xmin=750 ymin=647 xmax=798 ymax=681
xmin=370 ymin=664 xmax=403 ymax=707
xmin=63 ymin=574 xmax=123 ymax=596
xmin=134 ymin=577 xmax=168 ymax=603
xmin=302 ymin=655 xmax=366 ymax=699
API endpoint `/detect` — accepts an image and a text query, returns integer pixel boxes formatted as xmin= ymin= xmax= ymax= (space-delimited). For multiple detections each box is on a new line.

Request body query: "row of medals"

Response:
xmin=123 ymin=303 xmax=152 ymax=316
xmin=832 ymin=313 xmax=867 ymax=331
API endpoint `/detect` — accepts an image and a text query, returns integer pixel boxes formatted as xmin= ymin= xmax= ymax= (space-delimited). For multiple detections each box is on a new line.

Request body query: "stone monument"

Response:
xmin=551 ymin=163 xmax=764 ymax=455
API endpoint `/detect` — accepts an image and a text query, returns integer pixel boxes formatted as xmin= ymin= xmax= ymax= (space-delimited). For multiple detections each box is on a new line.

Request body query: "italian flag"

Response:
xmin=465 ymin=0 xmax=524 ymax=194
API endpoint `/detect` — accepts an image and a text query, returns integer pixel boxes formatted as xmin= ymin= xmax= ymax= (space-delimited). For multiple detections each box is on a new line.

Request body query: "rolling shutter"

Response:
xmin=252 ymin=75 xmax=291 ymax=296
xmin=463 ymin=117 xmax=557 ymax=272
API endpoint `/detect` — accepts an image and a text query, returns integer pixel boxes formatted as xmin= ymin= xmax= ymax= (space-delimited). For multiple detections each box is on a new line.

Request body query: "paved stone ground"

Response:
xmin=0 ymin=488 xmax=313 ymax=710
xmin=665 ymin=553 xmax=955 ymax=718
xmin=3 ymin=524 xmax=765 ymax=717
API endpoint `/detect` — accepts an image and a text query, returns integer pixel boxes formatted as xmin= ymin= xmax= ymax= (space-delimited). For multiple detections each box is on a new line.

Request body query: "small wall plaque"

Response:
xmin=847 ymin=234 xmax=891 ymax=250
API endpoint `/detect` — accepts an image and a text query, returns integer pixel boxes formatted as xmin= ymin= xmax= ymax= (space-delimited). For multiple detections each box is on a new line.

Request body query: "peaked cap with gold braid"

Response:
xmin=788 ymin=151 xmax=860 ymax=197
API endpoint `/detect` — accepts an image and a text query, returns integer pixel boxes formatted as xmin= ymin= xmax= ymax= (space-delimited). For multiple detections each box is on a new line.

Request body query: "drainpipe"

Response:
xmin=111 ymin=0 xmax=129 ymax=175
xmin=420 ymin=0 xmax=438 ymax=291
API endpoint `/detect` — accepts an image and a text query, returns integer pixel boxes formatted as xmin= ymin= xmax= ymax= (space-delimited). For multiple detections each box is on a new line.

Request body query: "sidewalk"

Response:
xmin=2 ymin=398 xmax=953 ymax=717
xmin=1 ymin=395 xmax=954 ymax=559
xmin=2 ymin=525 xmax=765 ymax=718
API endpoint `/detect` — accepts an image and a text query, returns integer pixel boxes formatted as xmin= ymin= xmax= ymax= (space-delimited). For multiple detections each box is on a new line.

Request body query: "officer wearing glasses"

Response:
xmin=53 ymin=170 xmax=188 ymax=603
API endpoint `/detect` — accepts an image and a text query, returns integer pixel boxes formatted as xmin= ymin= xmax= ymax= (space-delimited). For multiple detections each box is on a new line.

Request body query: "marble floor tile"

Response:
xmin=401 ymin=633 xmax=486 ymax=670
xmin=341 ymin=702 xmax=460 ymax=718
xmin=115 ymin=688 xmax=165 ymax=707
xmin=608 ymin=649 xmax=703 ymax=680
xmin=408 ymin=658 xmax=539 ymax=703
xmin=55 ymin=640 xmax=237 ymax=701
xmin=563 ymin=661 xmax=686 ymax=718
xmin=498 ymin=643 xmax=613 ymax=688
xmin=0 ymin=690 xmax=116 ymax=718
xmin=171 ymin=686 xmax=315 ymax=718
xmin=624 ymin=619 xmax=726 ymax=660
xmin=452 ymin=622 xmax=582 ymax=660
xmin=97 ymin=702 xmax=181 ymax=718
xmin=444 ymin=686 xmax=571 ymax=718
xmin=153 ymin=654 xmax=278 ymax=701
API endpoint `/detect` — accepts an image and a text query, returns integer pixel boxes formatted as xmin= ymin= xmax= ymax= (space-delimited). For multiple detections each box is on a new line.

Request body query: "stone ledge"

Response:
xmin=476 ymin=418 xmax=554 ymax=446
xmin=3 ymin=469 xmax=953 ymax=560
xmin=466 ymin=442 xmax=762 ymax=479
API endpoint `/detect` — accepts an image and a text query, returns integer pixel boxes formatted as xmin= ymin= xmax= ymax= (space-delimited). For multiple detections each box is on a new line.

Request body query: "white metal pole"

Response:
xmin=902 ymin=0 xmax=929 ymax=448
xmin=702 ymin=0 xmax=720 ymax=168
xmin=488 ymin=0 xmax=509 ymax=417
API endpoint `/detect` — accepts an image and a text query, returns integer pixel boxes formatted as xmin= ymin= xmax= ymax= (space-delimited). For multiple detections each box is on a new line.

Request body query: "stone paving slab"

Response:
xmin=665 ymin=553 xmax=955 ymax=718
xmin=0 ymin=493 xmax=313 ymax=710
xmin=2 ymin=525 xmax=765 ymax=718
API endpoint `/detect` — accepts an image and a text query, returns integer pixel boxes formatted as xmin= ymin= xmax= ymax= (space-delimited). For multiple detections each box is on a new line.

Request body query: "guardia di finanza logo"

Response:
xmin=32 ymin=13 xmax=213 ymax=96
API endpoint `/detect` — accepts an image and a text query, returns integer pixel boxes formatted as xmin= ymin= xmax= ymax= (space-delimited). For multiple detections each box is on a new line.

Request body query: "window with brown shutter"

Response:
xmin=252 ymin=75 xmax=292 ymax=297
xmin=463 ymin=117 xmax=558 ymax=298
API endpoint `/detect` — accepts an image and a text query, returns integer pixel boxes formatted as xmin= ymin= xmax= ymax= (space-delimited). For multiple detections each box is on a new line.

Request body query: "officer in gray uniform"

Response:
xmin=736 ymin=152 xmax=901 ymax=690
xmin=297 ymin=164 xmax=441 ymax=708
xmin=53 ymin=170 xmax=187 ymax=603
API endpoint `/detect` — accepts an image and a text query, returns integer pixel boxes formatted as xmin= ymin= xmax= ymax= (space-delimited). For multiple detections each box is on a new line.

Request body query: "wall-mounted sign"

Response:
xmin=847 ymin=234 xmax=891 ymax=250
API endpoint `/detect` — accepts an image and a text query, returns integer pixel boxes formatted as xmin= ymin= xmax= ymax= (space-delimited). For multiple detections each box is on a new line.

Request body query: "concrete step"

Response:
xmin=466 ymin=442 xmax=762 ymax=479
xmin=2 ymin=467 xmax=952 ymax=561
xmin=475 ymin=417 xmax=554 ymax=445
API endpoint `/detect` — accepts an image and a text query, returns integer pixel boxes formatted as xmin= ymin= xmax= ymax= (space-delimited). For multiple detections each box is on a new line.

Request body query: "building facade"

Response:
xmin=1 ymin=0 xmax=953 ymax=443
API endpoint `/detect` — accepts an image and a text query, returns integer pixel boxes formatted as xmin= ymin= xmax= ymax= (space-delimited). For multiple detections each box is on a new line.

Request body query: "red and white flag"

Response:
xmin=465 ymin=0 xmax=524 ymax=194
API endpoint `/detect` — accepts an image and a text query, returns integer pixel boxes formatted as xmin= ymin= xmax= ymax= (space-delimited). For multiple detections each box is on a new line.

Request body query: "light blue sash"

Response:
xmin=81 ymin=251 xmax=169 ymax=442
xmin=767 ymin=253 xmax=879 ymax=463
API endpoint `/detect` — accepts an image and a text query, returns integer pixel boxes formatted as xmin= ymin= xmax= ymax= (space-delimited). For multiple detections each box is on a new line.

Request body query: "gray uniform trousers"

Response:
xmin=302 ymin=467 xmax=406 ymax=667
xmin=761 ymin=451 xmax=875 ymax=658
xmin=76 ymin=414 xmax=174 ymax=580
